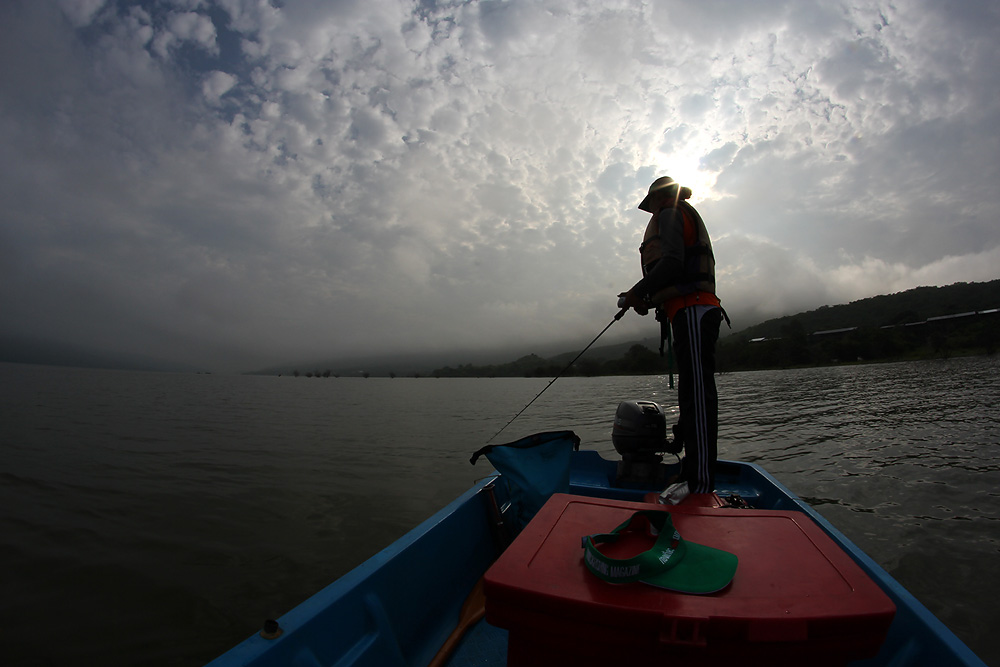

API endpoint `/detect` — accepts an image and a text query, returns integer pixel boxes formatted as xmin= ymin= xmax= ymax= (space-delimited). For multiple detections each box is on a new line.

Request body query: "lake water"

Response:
xmin=1 ymin=357 xmax=998 ymax=666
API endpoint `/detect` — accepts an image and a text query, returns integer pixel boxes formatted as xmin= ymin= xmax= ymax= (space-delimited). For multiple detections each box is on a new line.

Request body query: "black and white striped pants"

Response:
xmin=671 ymin=305 xmax=723 ymax=494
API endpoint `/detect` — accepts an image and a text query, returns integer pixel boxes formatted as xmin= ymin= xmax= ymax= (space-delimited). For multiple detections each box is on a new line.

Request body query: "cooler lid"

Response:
xmin=484 ymin=494 xmax=895 ymax=644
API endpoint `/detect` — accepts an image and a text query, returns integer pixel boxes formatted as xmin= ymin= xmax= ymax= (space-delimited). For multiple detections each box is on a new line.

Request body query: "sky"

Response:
xmin=2 ymin=0 xmax=999 ymax=372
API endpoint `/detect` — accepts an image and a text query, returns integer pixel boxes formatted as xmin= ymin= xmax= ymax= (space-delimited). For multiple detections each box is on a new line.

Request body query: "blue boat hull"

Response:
xmin=206 ymin=451 xmax=986 ymax=667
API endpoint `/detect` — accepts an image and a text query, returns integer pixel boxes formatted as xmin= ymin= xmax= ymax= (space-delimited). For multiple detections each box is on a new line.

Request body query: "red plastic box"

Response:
xmin=484 ymin=494 xmax=895 ymax=667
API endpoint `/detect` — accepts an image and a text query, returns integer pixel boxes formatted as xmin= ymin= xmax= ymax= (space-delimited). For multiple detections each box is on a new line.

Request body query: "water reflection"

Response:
xmin=705 ymin=358 xmax=999 ymax=662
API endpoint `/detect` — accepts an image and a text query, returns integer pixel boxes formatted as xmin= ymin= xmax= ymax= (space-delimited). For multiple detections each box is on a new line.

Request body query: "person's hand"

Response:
xmin=618 ymin=290 xmax=649 ymax=316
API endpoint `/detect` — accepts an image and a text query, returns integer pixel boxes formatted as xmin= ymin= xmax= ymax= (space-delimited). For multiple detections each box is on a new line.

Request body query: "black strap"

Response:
xmin=658 ymin=311 xmax=669 ymax=357
xmin=686 ymin=244 xmax=713 ymax=257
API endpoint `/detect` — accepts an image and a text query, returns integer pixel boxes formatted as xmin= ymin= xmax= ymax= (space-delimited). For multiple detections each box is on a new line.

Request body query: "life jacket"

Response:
xmin=638 ymin=200 xmax=717 ymax=310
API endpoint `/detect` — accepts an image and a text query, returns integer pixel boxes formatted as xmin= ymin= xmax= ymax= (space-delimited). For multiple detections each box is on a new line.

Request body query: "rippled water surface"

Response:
xmin=1 ymin=357 xmax=998 ymax=665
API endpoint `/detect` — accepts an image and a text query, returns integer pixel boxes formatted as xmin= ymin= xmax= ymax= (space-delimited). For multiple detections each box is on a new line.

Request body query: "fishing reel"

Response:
xmin=611 ymin=400 xmax=682 ymax=487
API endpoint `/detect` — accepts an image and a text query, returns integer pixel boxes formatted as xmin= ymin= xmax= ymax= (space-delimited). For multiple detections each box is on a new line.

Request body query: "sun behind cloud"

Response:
xmin=648 ymin=146 xmax=721 ymax=205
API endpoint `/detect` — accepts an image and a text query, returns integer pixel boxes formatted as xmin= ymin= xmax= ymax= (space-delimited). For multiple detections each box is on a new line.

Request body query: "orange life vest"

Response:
xmin=639 ymin=201 xmax=720 ymax=319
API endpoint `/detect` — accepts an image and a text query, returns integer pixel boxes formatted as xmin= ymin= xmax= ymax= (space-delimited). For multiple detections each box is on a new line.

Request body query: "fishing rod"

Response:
xmin=484 ymin=306 xmax=630 ymax=444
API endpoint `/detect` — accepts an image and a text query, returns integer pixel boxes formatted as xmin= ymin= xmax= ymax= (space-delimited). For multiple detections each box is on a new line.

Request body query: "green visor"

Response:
xmin=582 ymin=509 xmax=737 ymax=594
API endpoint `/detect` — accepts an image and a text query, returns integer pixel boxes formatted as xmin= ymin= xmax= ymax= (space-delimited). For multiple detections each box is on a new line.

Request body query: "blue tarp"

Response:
xmin=470 ymin=431 xmax=580 ymax=530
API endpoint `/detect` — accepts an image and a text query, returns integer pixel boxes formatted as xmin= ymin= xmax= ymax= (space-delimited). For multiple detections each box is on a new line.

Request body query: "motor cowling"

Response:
xmin=612 ymin=400 xmax=681 ymax=488
xmin=612 ymin=400 xmax=667 ymax=457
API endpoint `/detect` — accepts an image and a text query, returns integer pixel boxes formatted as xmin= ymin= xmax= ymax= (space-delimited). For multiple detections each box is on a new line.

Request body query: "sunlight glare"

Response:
xmin=651 ymin=152 xmax=717 ymax=204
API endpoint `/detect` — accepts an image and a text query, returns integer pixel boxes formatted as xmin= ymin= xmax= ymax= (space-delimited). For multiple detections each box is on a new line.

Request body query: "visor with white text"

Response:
xmin=582 ymin=509 xmax=737 ymax=594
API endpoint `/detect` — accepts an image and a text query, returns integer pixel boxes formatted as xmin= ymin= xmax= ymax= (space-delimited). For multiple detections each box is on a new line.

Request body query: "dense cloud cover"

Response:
xmin=2 ymin=0 xmax=998 ymax=371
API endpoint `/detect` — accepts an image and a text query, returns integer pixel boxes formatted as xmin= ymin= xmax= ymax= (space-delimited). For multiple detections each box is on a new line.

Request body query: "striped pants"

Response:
xmin=671 ymin=305 xmax=723 ymax=494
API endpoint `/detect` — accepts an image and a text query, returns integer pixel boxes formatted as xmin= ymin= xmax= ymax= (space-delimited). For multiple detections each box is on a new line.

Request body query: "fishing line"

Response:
xmin=484 ymin=307 xmax=629 ymax=444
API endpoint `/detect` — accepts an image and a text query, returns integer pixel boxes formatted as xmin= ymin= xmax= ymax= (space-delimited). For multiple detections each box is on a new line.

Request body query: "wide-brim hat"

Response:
xmin=638 ymin=176 xmax=680 ymax=212
xmin=583 ymin=509 xmax=738 ymax=594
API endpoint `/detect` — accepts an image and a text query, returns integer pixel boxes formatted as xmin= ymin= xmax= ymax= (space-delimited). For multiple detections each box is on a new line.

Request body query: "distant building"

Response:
xmin=927 ymin=312 xmax=977 ymax=322
xmin=811 ymin=327 xmax=858 ymax=337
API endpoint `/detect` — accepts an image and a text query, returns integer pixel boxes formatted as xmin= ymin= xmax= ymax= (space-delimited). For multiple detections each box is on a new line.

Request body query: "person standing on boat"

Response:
xmin=619 ymin=177 xmax=727 ymax=494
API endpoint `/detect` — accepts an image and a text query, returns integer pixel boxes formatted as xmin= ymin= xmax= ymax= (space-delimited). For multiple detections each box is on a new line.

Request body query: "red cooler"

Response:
xmin=484 ymin=494 xmax=895 ymax=667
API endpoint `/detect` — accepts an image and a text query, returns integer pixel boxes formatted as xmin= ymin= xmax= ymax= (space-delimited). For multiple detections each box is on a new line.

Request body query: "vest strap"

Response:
xmin=639 ymin=235 xmax=660 ymax=252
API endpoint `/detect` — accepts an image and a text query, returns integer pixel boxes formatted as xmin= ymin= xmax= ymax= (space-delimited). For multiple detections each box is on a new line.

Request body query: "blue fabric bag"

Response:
xmin=470 ymin=431 xmax=580 ymax=530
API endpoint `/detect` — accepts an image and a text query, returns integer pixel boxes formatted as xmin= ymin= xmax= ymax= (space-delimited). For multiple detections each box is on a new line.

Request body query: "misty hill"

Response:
xmin=6 ymin=280 xmax=995 ymax=376
xmin=727 ymin=280 xmax=999 ymax=342
xmin=430 ymin=279 xmax=999 ymax=377
xmin=0 ymin=334 xmax=203 ymax=374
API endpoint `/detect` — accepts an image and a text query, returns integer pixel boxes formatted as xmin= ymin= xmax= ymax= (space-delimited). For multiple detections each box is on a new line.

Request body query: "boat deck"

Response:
xmin=206 ymin=450 xmax=987 ymax=667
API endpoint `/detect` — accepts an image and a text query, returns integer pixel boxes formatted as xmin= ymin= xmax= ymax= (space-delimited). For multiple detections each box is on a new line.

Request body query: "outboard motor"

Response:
xmin=612 ymin=400 xmax=681 ymax=487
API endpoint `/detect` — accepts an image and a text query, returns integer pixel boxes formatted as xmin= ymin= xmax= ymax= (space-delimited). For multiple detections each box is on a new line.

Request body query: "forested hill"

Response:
xmin=729 ymin=280 xmax=999 ymax=341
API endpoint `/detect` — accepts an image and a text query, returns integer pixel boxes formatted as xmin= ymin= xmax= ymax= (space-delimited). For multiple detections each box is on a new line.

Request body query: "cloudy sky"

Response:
xmin=2 ymin=0 xmax=998 ymax=372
